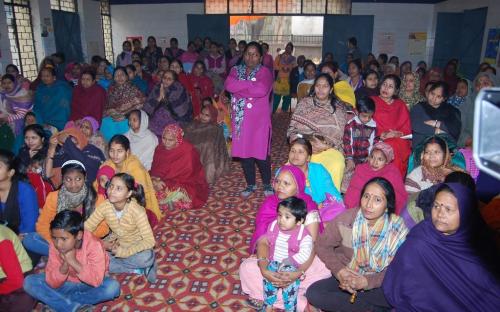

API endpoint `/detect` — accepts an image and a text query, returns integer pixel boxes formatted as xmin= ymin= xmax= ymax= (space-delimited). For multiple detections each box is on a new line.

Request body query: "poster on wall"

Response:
xmin=408 ymin=32 xmax=427 ymax=56
xmin=484 ymin=28 xmax=500 ymax=65
xmin=376 ymin=32 xmax=395 ymax=54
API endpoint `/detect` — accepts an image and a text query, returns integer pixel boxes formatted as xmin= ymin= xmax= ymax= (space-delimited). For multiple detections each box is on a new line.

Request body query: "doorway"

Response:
xmin=230 ymin=16 xmax=324 ymax=63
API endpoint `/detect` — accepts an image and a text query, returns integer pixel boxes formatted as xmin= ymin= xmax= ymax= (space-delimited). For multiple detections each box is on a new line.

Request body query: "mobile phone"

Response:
xmin=473 ymin=87 xmax=500 ymax=180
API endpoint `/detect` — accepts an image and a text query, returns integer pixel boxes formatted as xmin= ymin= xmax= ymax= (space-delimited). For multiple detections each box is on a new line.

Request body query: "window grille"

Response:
xmin=101 ymin=0 xmax=114 ymax=62
xmin=3 ymin=0 xmax=38 ymax=80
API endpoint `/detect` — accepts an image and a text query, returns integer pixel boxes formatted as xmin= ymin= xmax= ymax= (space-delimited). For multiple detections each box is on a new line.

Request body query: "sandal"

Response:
xmin=246 ymin=298 xmax=264 ymax=310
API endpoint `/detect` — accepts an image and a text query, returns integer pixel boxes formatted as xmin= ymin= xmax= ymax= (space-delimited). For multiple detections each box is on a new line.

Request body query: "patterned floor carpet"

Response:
xmin=94 ymin=114 xmax=291 ymax=312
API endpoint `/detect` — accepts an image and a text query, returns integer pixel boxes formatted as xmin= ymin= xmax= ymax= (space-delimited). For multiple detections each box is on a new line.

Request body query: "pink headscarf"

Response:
xmin=249 ymin=164 xmax=320 ymax=253
xmin=373 ymin=141 xmax=394 ymax=163
xmin=81 ymin=116 xmax=99 ymax=133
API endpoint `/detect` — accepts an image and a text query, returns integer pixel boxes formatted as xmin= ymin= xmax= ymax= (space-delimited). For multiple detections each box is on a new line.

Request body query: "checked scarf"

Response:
xmin=349 ymin=209 xmax=408 ymax=274
xmin=233 ymin=64 xmax=261 ymax=138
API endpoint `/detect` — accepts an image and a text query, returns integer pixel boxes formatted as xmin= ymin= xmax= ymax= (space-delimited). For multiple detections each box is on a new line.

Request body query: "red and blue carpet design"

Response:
xmin=92 ymin=114 xmax=290 ymax=311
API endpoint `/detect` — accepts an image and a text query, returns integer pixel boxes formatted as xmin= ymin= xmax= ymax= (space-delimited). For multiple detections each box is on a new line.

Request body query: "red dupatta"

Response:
xmin=371 ymin=96 xmax=412 ymax=176
xmin=150 ymin=128 xmax=209 ymax=209
xmin=188 ymin=74 xmax=214 ymax=117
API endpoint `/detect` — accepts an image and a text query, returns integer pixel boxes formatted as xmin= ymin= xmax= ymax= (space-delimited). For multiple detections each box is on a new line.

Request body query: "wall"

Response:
xmin=435 ymin=0 xmax=500 ymax=69
xmin=0 ymin=0 xmax=12 ymax=71
xmin=352 ymin=2 xmax=435 ymax=65
xmin=110 ymin=2 xmax=203 ymax=58
xmin=31 ymin=0 xmax=57 ymax=64
xmin=78 ymin=0 xmax=105 ymax=62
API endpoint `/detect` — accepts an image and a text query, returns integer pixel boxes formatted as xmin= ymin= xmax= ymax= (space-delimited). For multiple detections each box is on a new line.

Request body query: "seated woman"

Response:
xmin=101 ymin=66 xmax=145 ymax=141
xmin=288 ymin=73 xmax=348 ymax=150
xmin=319 ymin=62 xmax=355 ymax=109
xmin=241 ymin=165 xmax=329 ymax=311
xmin=169 ymin=59 xmax=195 ymax=99
xmin=188 ymin=61 xmax=215 ymax=118
xmin=383 ymin=183 xmax=500 ymax=311
xmin=406 ymin=136 xmax=463 ymax=194
xmin=125 ymin=110 xmax=158 ymax=170
xmin=96 ymin=62 xmax=114 ymax=91
xmin=183 ymin=104 xmax=230 ymax=184
xmin=33 ymin=67 xmax=72 ymax=131
xmin=459 ymin=72 xmax=496 ymax=147
xmin=401 ymin=171 xmax=475 ymax=229
xmin=17 ymin=124 xmax=49 ymax=172
xmin=77 ymin=116 xmax=107 ymax=156
xmin=22 ymin=160 xmax=108 ymax=257
xmin=64 ymin=62 xmax=82 ymax=87
xmin=354 ymin=70 xmax=379 ymax=101
xmin=204 ymin=42 xmax=226 ymax=94
xmin=308 ymin=134 xmax=345 ymax=192
xmin=69 ymin=70 xmax=106 ymax=123
xmin=0 ymin=224 xmax=36 ymax=310
xmin=306 ymin=177 xmax=408 ymax=312
xmin=0 ymin=74 xmax=33 ymax=138
xmin=0 ymin=149 xmax=38 ymax=235
xmin=150 ymin=124 xmax=208 ymax=209
xmin=85 ymin=173 xmax=157 ymax=283
xmin=24 ymin=211 xmax=120 ymax=311
xmin=143 ymin=70 xmax=193 ymax=137
xmin=399 ymin=71 xmax=424 ymax=110
xmin=287 ymin=138 xmax=342 ymax=205
xmin=344 ymin=142 xmax=407 ymax=215
xmin=371 ymin=74 xmax=412 ymax=176
xmin=99 ymin=135 xmax=162 ymax=226
xmin=296 ymin=61 xmax=316 ymax=102
xmin=125 ymin=64 xmax=148 ymax=95
xmin=45 ymin=126 xmax=106 ymax=186
xmin=410 ymin=81 xmax=461 ymax=149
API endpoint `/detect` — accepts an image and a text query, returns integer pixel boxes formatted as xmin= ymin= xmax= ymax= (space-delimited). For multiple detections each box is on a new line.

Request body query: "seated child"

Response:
xmin=96 ymin=165 xmax=115 ymax=198
xmin=184 ymin=104 xmax=230 ymax=184
xmin=308 ymin=134 xmax=345 ymax=192
xmin=26 ymin=153 xmax=54 ymax=209
xmin=256 ymin=197 xmax=313 ymax=312
xmin=342 ymin=96 xmax=377 ymax=192
xmin=344 ymin=142 xmax=407 ymax=215
xmin=125 ymin=109 xmax=158 ymax=170
xmin=0 ymin=225 xmax=36 ymax=310
xmin=23 ymin=210 xmax=120 ymax=311
xmin=23 ymin=160 xmax=108 ymax=257
xmin=84 ymin=173 xmax=157 ymax=283
xmin=214 ymin=92 xmax=232 ymax=141
xmin=447 ymin=78 xmax=469 ymax=108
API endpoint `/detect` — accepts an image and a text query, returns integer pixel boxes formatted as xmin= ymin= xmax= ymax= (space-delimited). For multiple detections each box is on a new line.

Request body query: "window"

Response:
xmin=51 ymin=0 xmax=77 ymax=12
xmin=206 ymin=0 xmax=351 ymax=14
xmin=100 ymin=0 xmax=114 ymax=62
xmin=3 ymin=0 xmax=37 ymax=80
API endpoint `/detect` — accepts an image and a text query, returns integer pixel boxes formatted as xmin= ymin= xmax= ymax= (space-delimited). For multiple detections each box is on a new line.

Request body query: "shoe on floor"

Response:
xmin=241 ymin=185 xmax=257 ymax=198
xmin=263 ymin=184 xmax=274 ymax=197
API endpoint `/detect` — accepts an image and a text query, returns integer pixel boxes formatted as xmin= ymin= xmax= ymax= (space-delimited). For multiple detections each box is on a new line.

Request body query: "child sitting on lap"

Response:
xmin=257 ymin=197 xmax=313 ymax=312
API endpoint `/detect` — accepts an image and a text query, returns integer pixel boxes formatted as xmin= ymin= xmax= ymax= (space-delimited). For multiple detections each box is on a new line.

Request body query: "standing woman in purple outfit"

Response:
xmin=224 ymin=42 xmax=274 ymax=198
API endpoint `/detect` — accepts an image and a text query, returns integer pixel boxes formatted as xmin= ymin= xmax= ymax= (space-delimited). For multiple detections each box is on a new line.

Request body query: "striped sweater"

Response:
xmin=85 ymin=199 xmax=155 ymax=258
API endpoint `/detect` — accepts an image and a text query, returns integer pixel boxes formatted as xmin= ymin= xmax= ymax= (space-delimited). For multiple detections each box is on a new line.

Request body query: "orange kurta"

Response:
xmin=36 ymin=191 xmax=108 ymax=242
